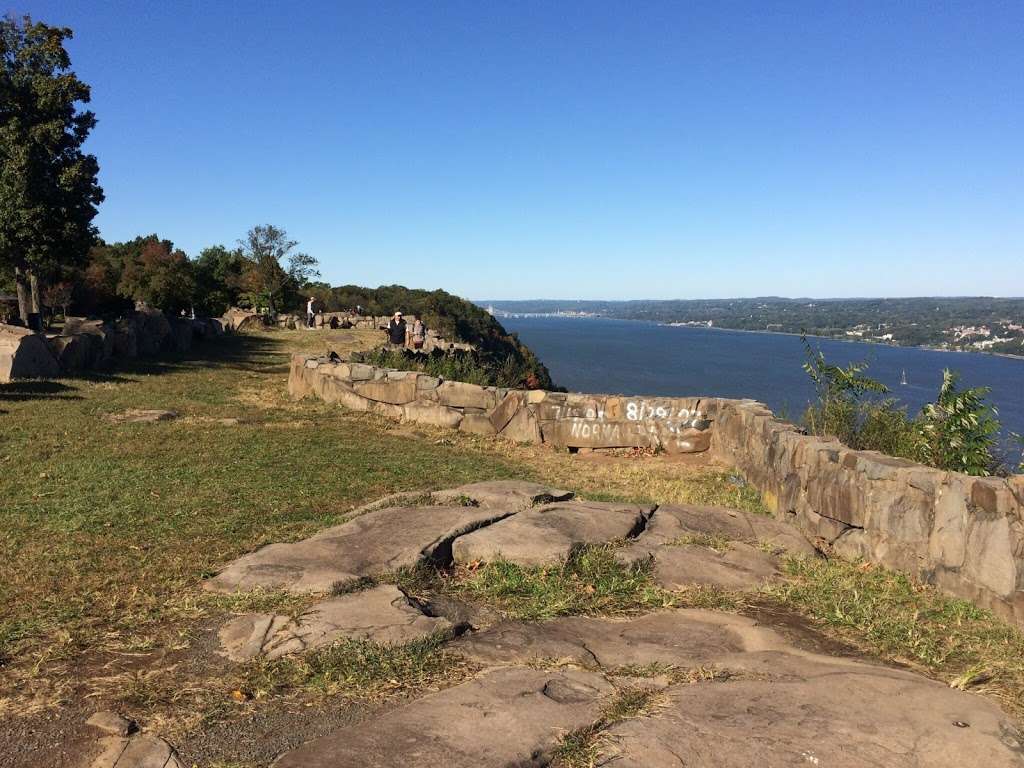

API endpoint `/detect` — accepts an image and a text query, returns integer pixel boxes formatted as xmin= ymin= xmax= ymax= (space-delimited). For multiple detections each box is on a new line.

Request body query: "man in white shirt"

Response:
xmin=306 ymin=297 xmax=316 ymax=328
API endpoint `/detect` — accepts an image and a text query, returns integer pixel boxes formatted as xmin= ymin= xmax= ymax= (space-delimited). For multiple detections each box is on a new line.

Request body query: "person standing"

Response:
xmin=306 ymin=296 xmax=316 ymax=328
xmin=411 ymin=317 xmax=426 ymax=350
xmin=388 ymin=311 xmax=407 ymax=346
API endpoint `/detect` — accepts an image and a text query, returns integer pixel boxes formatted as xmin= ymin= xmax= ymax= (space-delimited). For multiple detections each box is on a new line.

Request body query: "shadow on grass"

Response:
xmin=0 ymin=333 xmax=285 ymax=405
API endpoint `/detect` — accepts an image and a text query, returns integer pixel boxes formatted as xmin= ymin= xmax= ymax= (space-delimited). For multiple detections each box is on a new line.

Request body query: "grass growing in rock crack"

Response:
xmin=551 ymin=686 xmax=666 ymax=768
xmin=447 ymin=544 xmax=740 ymax=620
xmin=763 ymin=555 xmax=1024 ymax=718
xmin=237 ymin=632 xmax=471 ymax=701
xmin=669 ymin=532 xmax=732 ymax=552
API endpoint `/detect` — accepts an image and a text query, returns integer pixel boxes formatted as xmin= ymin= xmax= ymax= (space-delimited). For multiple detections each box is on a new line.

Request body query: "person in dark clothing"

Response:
xmin=388 ymin=311 xmax=407 ymax=346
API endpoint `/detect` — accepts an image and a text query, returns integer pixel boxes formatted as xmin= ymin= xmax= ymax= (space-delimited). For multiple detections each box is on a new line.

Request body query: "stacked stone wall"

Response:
xmin=289 ymin=352 xmax=1024 ymax=629
xmin=0 ymin=307 xmax=224 ymax=382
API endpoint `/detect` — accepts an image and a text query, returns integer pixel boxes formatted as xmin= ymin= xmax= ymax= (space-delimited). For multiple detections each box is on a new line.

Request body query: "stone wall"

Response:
xmin=0 ymin=307 xmax=224 ymax=382
xmin=710 ymin=400 xmax=1024 ymax=627
xmin=289 ymin=352 xmax=1024 ymax=629
xmin=288 ymin=353 xmax=713 ymax=453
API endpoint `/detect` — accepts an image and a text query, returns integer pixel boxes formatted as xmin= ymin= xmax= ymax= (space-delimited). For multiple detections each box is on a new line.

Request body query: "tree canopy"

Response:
xmin=0 ymin=16 xmax=103 ymax=319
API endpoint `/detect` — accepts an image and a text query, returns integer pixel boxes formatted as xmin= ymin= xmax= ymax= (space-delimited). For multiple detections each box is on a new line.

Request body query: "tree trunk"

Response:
xmin=14 ymin=267 xmax=31 ymax=326
xmin=28 ymin=271 xmax=43 ymax=331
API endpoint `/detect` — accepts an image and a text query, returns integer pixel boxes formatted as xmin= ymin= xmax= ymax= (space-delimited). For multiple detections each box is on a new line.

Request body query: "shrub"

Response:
xmin=353 ymin=345 xmax=558 ymax=390
xmin=913 ymin=369 xmax=999 ymax=476
xmin=801 ymin=341 xmax=1001 ymax=476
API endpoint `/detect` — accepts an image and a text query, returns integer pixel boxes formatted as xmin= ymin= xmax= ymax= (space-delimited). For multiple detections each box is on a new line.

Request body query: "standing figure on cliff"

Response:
xmin=388 ymin=311 xmax=407 ymax=346
xmin=306 ymin=296 xmax=316 ymax=328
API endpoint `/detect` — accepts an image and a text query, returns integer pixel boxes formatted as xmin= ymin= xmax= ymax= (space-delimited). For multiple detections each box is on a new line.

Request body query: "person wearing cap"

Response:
xmin=388 ymin=311 xmax=407 ymax=346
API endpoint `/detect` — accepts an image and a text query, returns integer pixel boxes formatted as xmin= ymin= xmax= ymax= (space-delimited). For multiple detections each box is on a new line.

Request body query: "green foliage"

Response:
xmin=801 ymin=343 xmax=1001 ymax=476
xmin=117 ymin=237 xmax=195 ymax=312
xmin=914 ymin=369 xmax=999 ymax=476
xmin=353 ymin=345 xmax=550 ymax=390
xmin=192 ymin=245 xmax=245 ymax=316
xmin=0 ymin=15 xmax=103 ymax=314
xmin=238 ymin=224 xmax=318 ymax=313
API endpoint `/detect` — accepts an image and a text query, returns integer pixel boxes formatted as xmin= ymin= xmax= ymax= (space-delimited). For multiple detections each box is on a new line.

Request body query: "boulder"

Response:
xmin=63 ymin=317 xmax=115 ymax=364
xmin=436 ymin=380 xmax=498 ymax=410
xmin=460 ymin=412 xmax=497 ymax=436
xmin=403 ymin=402 xmax=463 ymax=429
xmin=132 ymin=305 xmax=172 ymax=355
xmin=0 ymin=324 xmax=61 ymax=382
xmin=498 ymin=406 xmax=542 ymax=444
xmin=166 ymin=318 xmax=193 ymax=352
xmin=219 ymin=585 xmax=452 ymax=661
xmin=451 ymin=500 xmax=651 ymax=566
xmin=644 ymin=541 xmax=782 ymax=591
xmin=112 ymin=320 xmax=138 ymax=358
xmin=489 ymin=391 xmax=524 ymax=432
xmin=47 ymin=333 xmax=102 ymax=373
xmin=271 ymin=668 xmax=612 ymax=768
xmin=222 ymin=308 xmax=267 ymax=332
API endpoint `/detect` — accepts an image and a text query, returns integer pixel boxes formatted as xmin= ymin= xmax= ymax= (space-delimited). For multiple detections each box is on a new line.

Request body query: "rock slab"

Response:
xmin=271 ymin=667 xmax=612 ymax=768
xmin=205 ymin=504 xmax=516 ymax=594
xmin=451 ymin=501 xmax=652 ymax=566
xmin=219 ymin=585 xmax=452 ymax=661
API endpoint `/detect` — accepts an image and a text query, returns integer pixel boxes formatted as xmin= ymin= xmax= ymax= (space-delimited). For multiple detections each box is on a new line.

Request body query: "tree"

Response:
xmin=192 ymin=245 xmax=245 ymax=316
xmin=43 ymin=280 xmax=72 ymax=318
xmin=0 ymin=16 xmax=104 ymax=327
xmin=238 ymin=225 xmax=318 ymax=312
xmin=117 ymin=236 xmax=195 ymax=312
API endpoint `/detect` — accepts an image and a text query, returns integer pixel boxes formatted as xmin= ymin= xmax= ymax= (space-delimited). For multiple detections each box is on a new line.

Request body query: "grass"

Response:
xmin=763 ymin=555 xmax=1024 ymax=717
xmin=669 ymin=532 xmax=732 ymax=552
xmin=236 ymin=631 xmax=471 ymax=702
xmin=4 ymin=323 xmax=1024 ymax=746
xmin=551 ymin=685 xmax=666 ymax=768
xmin=445 ymin=544 xmax=740 ymax=620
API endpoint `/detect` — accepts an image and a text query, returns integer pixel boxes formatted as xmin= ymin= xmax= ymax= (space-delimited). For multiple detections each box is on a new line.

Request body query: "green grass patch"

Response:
xmin=763 ymin=555 xmax=1024 ymax=716
xmin=669 ymin=532 xmax=732 ymax=552
xmin=446 ymin=545 xmax=738 ymax=620
xmin=238 ymin=632 xmax=470 ymax=701
xmin=551 ymin=685 xmax=665 ymax=768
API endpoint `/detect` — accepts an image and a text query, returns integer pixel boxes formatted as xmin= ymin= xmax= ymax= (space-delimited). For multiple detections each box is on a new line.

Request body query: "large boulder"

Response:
xmin=222 ymin=307 xmax=268 ymax=332
xmin=48 ymin=333 xmax=104 ymax=372
xmin=133 ymin=304 xmax=172 ymax=355
xmin=62 ymin=318 xmax=115 ymax=365
xmin=0 ymin=324 xmax=61 ymax=383
xmin=166 ymin=317 xmax=193 ymax=352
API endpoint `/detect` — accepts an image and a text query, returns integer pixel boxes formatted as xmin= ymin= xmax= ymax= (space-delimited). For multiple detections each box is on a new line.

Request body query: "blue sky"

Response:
xmin=15 ymin=1 xmax=1024 ymax=299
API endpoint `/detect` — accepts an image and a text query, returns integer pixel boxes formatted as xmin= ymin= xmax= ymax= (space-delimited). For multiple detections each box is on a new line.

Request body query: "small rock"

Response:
xmin=106 ymin=409 xmax=178 ymax=424
xmin=86 ymin=711 xmax=134 ymax=736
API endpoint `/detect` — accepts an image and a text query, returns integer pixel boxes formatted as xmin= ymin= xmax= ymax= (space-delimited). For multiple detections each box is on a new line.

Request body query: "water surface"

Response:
xmin=503 ymin=315 xmax=1024 ymax=444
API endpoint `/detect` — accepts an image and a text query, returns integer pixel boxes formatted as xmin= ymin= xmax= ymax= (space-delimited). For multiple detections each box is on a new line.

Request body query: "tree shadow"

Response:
xmin=0 ymin=380 xmax=83 ymax=403
xmin=0 ymin=333 xmax=286 ymax=404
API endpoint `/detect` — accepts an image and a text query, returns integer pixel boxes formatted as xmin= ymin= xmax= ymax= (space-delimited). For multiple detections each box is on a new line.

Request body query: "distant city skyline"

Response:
xmin=20 ymin=0 xmax=1024 ymax=299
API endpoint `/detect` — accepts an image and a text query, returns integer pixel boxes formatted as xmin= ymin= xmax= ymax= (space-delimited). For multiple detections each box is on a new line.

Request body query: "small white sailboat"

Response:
xmin=900 ymin=369 xmax=908 ymax=386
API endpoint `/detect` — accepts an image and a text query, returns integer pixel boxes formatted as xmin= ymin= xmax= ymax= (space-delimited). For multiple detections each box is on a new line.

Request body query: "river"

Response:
xmin=501 ymin=315 xmax=1024 ymax=447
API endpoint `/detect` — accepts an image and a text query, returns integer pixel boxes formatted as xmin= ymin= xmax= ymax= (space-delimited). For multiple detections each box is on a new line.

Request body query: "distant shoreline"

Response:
xmin=497 ymin=312 xmax=1024 ymax=362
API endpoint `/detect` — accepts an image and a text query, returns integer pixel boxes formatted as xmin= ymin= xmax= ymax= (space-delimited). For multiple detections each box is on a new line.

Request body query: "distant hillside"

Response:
xmin=479 ymin=297 xmax=1024 ymax=357
xmin=316 ymin=284 xmax=557 ymax=389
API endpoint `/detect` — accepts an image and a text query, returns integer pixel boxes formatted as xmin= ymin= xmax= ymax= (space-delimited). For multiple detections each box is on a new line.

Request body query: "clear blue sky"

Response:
xmin=16 ymin=0 xmax=1024 ymax=299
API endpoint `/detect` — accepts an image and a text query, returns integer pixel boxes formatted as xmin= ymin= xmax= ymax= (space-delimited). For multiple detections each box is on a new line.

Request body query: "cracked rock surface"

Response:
xmin=89 ymin=734 xmax=184 ymax=768
xmin=203 ymin=503 xmax=517 ymax=593
xmin=451 ymin=501 xmax=653 ymax=566
xmin=218 ymin=585 xmax=452 ymax=661
xmin=431 ymin=479 xmax=574 ymax=507
xmin=270 ymin=667 xmax=612 ymax=768
xmin=597 ymin=658 xmax=1024 ymax=767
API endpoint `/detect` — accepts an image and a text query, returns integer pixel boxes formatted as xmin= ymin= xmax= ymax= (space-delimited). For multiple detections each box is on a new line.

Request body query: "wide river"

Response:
xmin=501 ymin=315 xmax=1024 ymax=445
